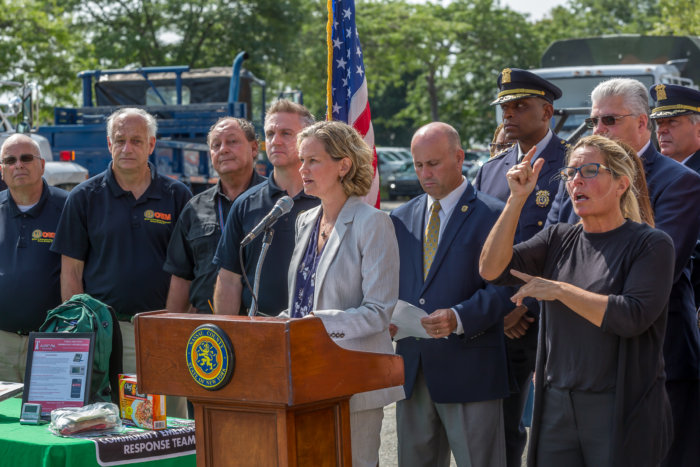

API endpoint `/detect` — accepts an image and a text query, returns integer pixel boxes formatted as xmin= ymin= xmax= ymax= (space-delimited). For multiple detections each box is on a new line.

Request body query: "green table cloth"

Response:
xmin=0 ymin=397 xmax=196 ymax=467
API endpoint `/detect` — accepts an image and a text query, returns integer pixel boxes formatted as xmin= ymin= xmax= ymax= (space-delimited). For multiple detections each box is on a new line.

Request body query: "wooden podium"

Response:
xmin=134 ymin=311 xmax=404 ymax=466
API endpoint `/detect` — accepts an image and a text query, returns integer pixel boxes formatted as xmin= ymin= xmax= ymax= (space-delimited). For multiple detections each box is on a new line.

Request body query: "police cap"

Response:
xmin=491 ymin=68 xmax=562 ymax=106
xmin=649 ymin=83 xmax=700 ymax=119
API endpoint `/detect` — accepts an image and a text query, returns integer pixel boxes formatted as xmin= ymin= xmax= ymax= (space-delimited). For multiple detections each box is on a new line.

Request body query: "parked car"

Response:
xmin=0 ymin=81 xmax=88 ymax=191
xmin=385 ymin=149 xmax=490 ymax=201
xmin=377 ymin=146 xmax=412 ymax=190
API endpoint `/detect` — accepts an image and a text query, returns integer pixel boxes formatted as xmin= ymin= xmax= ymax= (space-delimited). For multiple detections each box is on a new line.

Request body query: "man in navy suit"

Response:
xmin=547 ymin=78 xmax=700 ymax=466
xmin=651 ymin=84 xmax=700 ymax=312
xmin=390 ymin=122 xmax=512 ymax=467
xmin=473 ymin=68 xmax=568 ymax=467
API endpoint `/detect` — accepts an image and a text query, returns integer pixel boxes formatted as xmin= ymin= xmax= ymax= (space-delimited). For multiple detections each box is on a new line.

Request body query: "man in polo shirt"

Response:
xmin=51 ymin=108 xmax=192 ymax=381
xmin=164 ymin=117 xmax=266 ymax=313
xmin=0 ymin=134 xmax=67 ymax=382
xmin=213 ymin=100 xmax=319 ymax=316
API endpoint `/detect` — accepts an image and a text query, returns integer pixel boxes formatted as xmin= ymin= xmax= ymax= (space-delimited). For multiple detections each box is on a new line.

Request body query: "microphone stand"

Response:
xmin=248 ymin=227 xmax=275 ymax=317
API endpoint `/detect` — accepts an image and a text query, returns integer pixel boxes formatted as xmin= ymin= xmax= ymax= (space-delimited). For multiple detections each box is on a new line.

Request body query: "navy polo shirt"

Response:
xmin=163 ymin=171 xmax=266 ymax=311
xmin=0 ymin=180 xmax=67 ymax=332
xmin=51 ymin=162 xmax=192 ymax=316
xmin=213 ymin=174 xmax=319 ymax=315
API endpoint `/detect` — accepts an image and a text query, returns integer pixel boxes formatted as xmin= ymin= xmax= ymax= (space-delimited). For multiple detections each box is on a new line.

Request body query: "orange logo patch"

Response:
xmin=144 ymin=209 xmax=172 ymax=225
xmin=31 ymin=229 xmax=55 ymax=243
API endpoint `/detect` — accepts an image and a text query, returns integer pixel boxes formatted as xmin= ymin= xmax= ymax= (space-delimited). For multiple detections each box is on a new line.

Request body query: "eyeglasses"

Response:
xmin=560 ymin=163 xmax=614 ymax=181
xmin=1 ymin=154 xmax=41 ymax=165
xmin=489 ymin=142 xmax=514 ymax=153
xmin=584 ymin=114 xmax=633 ymax=128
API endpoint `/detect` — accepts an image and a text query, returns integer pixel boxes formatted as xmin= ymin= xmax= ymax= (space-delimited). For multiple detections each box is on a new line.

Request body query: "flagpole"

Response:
xmin=326 ymin=0 xmax=334 ymax=121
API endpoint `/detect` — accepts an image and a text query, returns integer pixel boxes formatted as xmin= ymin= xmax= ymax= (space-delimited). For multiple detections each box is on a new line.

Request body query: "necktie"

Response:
xmin=423 ymin=200 xmax=441 ymax=280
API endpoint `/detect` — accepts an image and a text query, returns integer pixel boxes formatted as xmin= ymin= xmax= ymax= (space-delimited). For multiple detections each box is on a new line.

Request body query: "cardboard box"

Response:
xmin=118 ymin=374 xmax=166 ymax=430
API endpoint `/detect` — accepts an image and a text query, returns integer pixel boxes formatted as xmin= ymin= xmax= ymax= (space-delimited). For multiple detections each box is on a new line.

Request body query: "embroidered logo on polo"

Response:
xmin=31 ymin=229 xmax=55 ymax=243
xmin=143 ymin=209 xmax=172 ymax=225
xmin=185 ymin=324 xmax=235 ymax=390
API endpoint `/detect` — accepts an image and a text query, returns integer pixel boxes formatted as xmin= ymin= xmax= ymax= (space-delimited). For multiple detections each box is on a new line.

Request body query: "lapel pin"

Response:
xmin=461 ymin=205 xmax=468 ymax=213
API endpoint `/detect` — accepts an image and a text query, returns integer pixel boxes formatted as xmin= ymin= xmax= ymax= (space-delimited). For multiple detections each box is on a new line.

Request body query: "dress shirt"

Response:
xmin=424 ymin=176 xmax=469 ymax=334
xmin=517 ymin=129 xmax=553 ymax=163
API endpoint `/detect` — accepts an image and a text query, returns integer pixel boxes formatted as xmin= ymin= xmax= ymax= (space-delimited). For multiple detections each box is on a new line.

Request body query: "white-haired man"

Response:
xmin=51 ymin=108 xmax=192 ymax=408
xmin=0 ymin=134 xmax=67 ymax=381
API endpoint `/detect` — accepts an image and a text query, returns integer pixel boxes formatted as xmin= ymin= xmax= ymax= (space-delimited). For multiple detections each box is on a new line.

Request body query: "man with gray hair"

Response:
xmin=0 ymin=134 xmax=67 ymax=381
xmin=164 ymin=117 xmax=266 ymax=313
xmin=51 ymin=108 xmax=191 ymax=386
xmin=547 ymin=78 xmax=700 ymax=466
xmin=213 ymin=99 xmax=319 ymax=316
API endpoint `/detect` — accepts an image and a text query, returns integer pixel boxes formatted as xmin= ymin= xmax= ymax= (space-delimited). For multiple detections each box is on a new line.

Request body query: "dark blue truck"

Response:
xmin=37 ymin=52 xmax=267 ymax=192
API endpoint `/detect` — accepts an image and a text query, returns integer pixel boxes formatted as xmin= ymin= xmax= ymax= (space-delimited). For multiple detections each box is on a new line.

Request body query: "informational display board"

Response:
xmin=22 ymin=332 xmax=94 ymax=418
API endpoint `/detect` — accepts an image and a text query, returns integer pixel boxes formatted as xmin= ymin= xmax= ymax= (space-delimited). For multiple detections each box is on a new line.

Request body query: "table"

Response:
xmin=0 ymin=397 xmax=196 ymax=467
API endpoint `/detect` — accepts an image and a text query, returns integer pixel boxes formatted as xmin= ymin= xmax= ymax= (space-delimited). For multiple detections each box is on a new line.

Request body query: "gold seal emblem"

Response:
xmin=655 ymin=84 xmax=667 ymax=101
xmin=535 ymin=190 xmax=550 ymax=208
xmin=144 ymin=209 xmax=154 ymax=219
xmin=502 ymin=68 xmax=512 ymax=84
xmin=32 ymin=229 xmax=42 ymax=239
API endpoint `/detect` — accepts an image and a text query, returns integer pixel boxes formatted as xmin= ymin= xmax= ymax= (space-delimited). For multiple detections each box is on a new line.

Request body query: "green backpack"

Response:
xmin=39 ymin=294 xmax=123 ymax=404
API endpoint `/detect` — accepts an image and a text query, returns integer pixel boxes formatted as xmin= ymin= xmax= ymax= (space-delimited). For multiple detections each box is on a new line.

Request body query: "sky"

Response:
xmin=499 ymin=0 xmax=569 ymax=20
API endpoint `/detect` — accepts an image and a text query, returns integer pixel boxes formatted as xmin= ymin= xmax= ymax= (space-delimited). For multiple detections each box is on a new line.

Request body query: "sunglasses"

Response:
xmin=1 ymin=154 xmax=41 ymax=165
xmin=584 ymin=114 xmax=634 ymax=129
xmin=560 ymin=163 xmax=614 ymax=181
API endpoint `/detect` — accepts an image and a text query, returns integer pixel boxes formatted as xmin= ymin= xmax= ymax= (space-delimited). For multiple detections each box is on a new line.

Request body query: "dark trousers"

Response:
xmin=662 ymin=379 xmax=700 ymax=466
xmin=503 ymin=326 xmax=538 ymax=467
xmin=536 ymin=386 xmax=615 ymax=467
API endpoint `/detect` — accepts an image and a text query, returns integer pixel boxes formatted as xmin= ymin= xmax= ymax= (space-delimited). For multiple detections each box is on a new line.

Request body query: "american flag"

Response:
xmin=327 ymin=0 xmax=379 ymax=207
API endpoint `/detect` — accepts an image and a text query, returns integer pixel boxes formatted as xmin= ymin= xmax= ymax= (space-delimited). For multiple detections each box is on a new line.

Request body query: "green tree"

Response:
xmin=654 ymin=0 xmax=700 ymax=34
xmin=0 ymin=0 xmax=95 ymax=120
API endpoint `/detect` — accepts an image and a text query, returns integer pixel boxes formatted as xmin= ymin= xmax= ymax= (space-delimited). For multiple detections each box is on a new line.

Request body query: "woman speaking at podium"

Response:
xmin=287 ymin=120 xmax=404 ymax=466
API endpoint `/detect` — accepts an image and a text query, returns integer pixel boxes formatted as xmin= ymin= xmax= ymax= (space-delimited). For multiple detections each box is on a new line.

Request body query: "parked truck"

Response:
xmin=512 ymin=35 xmax=700 ymax=141
xmin=0 ymin=81 xmax=88 ymax=191
xmin=37 ymin=52 xmax=268 ymax=192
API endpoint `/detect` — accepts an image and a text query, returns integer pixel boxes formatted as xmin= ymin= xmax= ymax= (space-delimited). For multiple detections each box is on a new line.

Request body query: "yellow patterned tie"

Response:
xmin=423 ymin=200 xmax=441 ymax=280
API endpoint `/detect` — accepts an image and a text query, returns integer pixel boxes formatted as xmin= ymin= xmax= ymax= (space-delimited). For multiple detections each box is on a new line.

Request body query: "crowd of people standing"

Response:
xmin=1 ymin=67 xmax=699 ymax=467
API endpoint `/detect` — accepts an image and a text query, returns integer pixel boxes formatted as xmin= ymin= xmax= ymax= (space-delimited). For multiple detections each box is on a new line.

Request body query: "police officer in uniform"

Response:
xmin=0 ymin=134 xmax=67 ymax=381
xmin=650 ymin=83 xmax=700 ymax=466
xmin=473 ymin=68 xmax=567 ymax=467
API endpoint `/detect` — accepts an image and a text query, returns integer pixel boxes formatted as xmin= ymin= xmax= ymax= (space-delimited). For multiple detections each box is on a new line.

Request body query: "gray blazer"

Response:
xmin=287 ymin=196 xmax=405 ymax=412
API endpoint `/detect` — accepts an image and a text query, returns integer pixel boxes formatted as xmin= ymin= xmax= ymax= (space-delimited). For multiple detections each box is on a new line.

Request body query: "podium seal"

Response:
xmin=185 ymin=324 xmax=235 ymax=390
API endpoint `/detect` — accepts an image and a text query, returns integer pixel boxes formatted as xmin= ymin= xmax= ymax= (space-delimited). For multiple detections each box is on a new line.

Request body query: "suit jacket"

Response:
xmin=685 ymin=149 xmax=700 ymax=351
xmin=474 ymin=134 xmax=568 ymax=242
xmin=390 ymin=183 xmax=512 ymax=403
xmin=287 ymin=196 xmax=405 ymax=412
xmin=547 ymin=143 xmax=700 ymax=380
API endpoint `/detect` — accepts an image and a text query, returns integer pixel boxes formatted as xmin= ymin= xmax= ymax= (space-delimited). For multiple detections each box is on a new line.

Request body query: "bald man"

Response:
xmin=390 ymin=122 xmax=511 ymax=467
xmin=0 ymin=134 xmax=67 ymax=381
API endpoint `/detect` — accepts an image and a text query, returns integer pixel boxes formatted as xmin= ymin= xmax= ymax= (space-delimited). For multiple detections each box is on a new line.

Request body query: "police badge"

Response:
xmin=535 ymin=190 xmax=550 ymax=208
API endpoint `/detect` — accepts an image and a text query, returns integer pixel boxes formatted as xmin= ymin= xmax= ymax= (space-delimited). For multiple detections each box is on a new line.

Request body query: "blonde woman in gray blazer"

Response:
xmin=288 ymin=121 xmax=404 ymax=467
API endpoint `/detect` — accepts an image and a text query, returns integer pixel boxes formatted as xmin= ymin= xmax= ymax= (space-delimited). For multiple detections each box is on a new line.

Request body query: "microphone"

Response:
xmin=240 ymin=196 xmax=294 ymax=246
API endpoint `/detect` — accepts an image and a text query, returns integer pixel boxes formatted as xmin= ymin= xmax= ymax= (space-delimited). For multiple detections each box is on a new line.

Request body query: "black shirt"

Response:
xmin=0 ymin=181 xmax=67 ymax=332
xmin=213 ymin=173 xmax=319 ymax=315
xmin=163 ymin=172 xmax=266 ymax=311
xmin=51 ymin=162 xmax=192 ymax=316
xmin=493 ymin=221 xmax=674 ymax=392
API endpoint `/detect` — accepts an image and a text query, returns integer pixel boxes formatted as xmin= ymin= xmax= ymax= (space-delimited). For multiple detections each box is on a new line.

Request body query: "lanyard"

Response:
xmin=217 ymin=197 xmax=225 ymax=231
